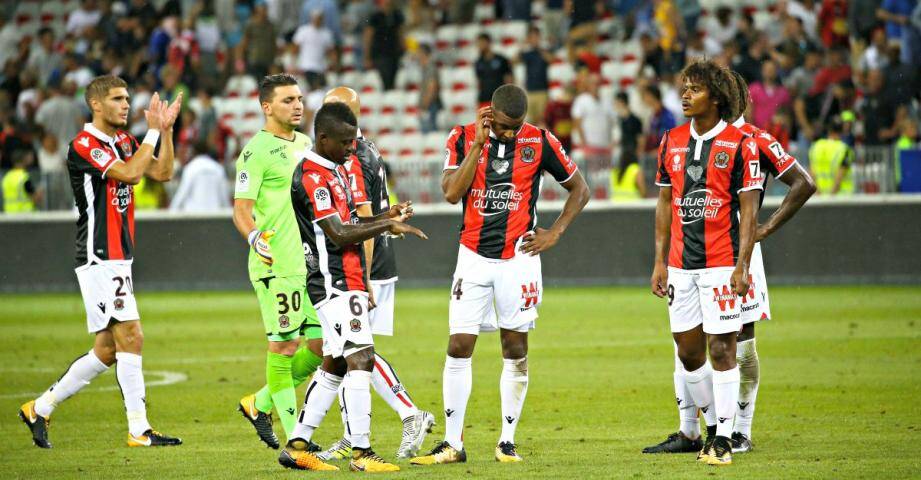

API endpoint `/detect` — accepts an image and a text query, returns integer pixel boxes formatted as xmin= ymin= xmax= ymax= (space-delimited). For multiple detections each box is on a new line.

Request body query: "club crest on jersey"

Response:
xmin=687 ymin=164 xmax=703 ymax=182
xmin=118 ymin=138 xmax=132 ymax=157
xmin=714 ymin=151 xmax=730 ymax=169
xmin=350 ymin=318 xmax=362 ymax=332
xmin=278 ymin=314 xmax=290 ymax=328
xmin=492 ymin=158 xmax=510 ymax=175
xmin=521 ymin=146 xmax=536 ymax=163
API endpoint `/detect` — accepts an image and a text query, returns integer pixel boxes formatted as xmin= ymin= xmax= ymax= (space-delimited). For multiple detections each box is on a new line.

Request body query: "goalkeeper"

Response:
xmin=232 ymin=74 xmax=325 ymax=456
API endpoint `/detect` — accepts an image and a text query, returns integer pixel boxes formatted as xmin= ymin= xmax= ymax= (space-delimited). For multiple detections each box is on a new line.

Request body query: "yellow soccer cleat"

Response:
xmin=19 ymin=400 xmax=52 ymax=448
xmin=279 ymin=439 xmax=339 ymax=471
xmin=410 ymin=441 xmax=467 ymax=465
xmin=706 ymin=436 xmax=733 ymax=466
xmin=697 ymin=434 xmax=714 ymax=463
xmin=127 ymin=429 xmax=182 ymax=447
xmin=349 ymin=448 xmax=400 ymax=472
xmin=495 ymin=442 xmax=523 ymax=463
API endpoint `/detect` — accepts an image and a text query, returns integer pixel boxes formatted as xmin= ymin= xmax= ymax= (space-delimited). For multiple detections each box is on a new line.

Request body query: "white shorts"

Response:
xmin=75 ymin=261 xmax=140 ymax=333
xmin=667 ymin=266 xmax=742 ymax=335
xmin=741 ymin=242 xmax=772 ymax=324
xmin=317 ymin=291 xmax=374 ymax=358
xmin=369 ymin=280 xmax=396 ymax=336
xmin=448 ymin=244 xmax=542 ymax=336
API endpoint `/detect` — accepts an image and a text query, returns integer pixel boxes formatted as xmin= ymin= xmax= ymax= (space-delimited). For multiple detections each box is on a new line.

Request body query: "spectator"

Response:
xmin=0 ymin=116 xmax=32 ymax=170
xmin=35 ymin=81 xmax=84 ymax=151
xmin=342 ymin=0 xmax=375 ymax=70
xmin=774 ymin=16 xmax=817 ymax=70
xmin=878 ymin=0 xmax=915 ymax=47
xmin=544 ymin=86 xmax=575 ymax=152
xmin=0 ymin=16 xmax=21 ymax=69
xmin=675 ymin=0 xmax=703 ymax=38
xmin=36 ymin=130 xmax=66 ymax=174
xmin=293 ymin=10 xmax=335 ymax=90
xmin=240 ymin=1 xmax=278 ymax=79
xmin=543 ymin=0 xmax=566 ymax=49
xmin=27 ymin=28 xmax=62 ymax=88
xmin=1 ymin=60 xmax=23 ymax=103
xmin=818 ymin=0 xmax=849 ymax=48
xmin=160 ymin=65 xmax=190 ymax=113
xmin=882 ymin=44 xmax=920 ymax=104
xmin=267 ymin=0 xmax=302 ymax=36
xmin=809 ymin=117 xmax=854 ymax=195
xmin=786 ymin=0 xmax=820 ymax=42
xmin=849 ymin=0 xmax=882 ymax=46
xmin=36 ymin=129 xmax=70 ymax=209
xmin=808 ymin=47 xmax=851 ymax=96
xmin=416 ymin=44 xmax=441 ymax=133
xmin=16 ymin=71 xmax=40 ymax=123
xmin=571 ymin=73 xmax=615 ymax=150
xmin=129 ymin=73 xmax=156 ymax=139
xmin=66 ymin=0 xmax=102 ymax=36
xmin=169 ymin=142 xmax=230 ymax=212
xmin=749 ymin=60 xmax=792 ymax=128
xmin=448 ymin=0 xmax=477 ymax=24
xmin=299 ymin=0 xmax=343 ymax=45
xmin=1 ymin=149 xmax=42 ymax=213
xmin=766 ymin=109 xmax=793 ymax=149
xmin=857 ymin=69 xmax=905 ymax=146
xmin=517 ymin=26 xmax=553 ymax=126
xmin=642 ymin=84 xmax=676 ymax=154
xmin=149 ymin=15 xmax=179 ymax=73
xmin=610 ymin=92 xmax=646 ymax=200
xmin=364 ymin=0 xmax=405 ymax=91
xmin=474 ymin=33 xmax=513 ymax=108
xmin=701 ymin=6 xmax=738 ymax=46
xmin=498 ymin=0 xmax=531 ymax=21
xmin=860 ymin=28 xmax=892 ymax=74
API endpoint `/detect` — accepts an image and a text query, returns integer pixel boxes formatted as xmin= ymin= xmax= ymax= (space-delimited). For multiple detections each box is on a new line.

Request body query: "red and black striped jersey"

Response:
xmin=344 ymin=135 xmax=397 ymax=281
xmin=67 ymin=123 xmax=138 ymax=267
xmin=292 ymin=149 xmax=367 ymax=305
xmin=655 ymin=120 xmax=764 ymax=270
xmin=443 ymin=122 xmax=578 ymax=260
xmin=733 ymin=117 xmax=799 ymax=207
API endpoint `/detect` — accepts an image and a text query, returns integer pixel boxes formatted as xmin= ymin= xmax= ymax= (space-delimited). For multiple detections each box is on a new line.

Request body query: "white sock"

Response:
xmin=713 ymin=366 xmax=741 ymax=438
xmin=443 ymin=355 xmax=472 ymax=450
xmin=292 ymin=369 xmax=342 ymax=442
xmin=673 ymin=351 xmax=699 ymax=439
xmin=115 ymin=352 xmax=151 ymax=437
xmin=683 ymin=362 xmax=716 ymax=427
xmin=34 ymin=350 xmax=109 ymax=418
xmin=498 ymin=357 xmax=529 ymax=444
xmin=342 ymin=370 xmax=372 ymax=449
xmin=734 ymin=339 xmax=760 ymax=437
xmin=371 ymin=353 xmax=418 ymax=420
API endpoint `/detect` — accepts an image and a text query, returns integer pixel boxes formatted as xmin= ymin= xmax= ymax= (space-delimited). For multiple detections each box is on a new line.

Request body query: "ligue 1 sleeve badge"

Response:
xmin=714 ymin=151 xmax=730 ymax=169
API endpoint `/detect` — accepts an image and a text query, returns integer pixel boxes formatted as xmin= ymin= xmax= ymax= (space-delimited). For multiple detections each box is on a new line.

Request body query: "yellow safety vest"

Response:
xmin=2 ymin=168 xmax=35 ymax=213
xmin=134 ymin=177 xmax=161 ymax=209
xmin=809 ymin=138 xmax=853 ymax=194
xmin=610 ymin=163 xmax=641 ymax=200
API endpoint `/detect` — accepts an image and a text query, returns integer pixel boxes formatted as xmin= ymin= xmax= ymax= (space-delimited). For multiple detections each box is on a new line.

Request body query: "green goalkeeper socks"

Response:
xmin=266 ymin=351 xmax=297 ymax=438
xmin=255 ymin=347 xmax=323 ymax=416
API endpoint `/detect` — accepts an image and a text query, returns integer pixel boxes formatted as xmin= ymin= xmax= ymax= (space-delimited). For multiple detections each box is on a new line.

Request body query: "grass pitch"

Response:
xmin=1 ymin=286 xmax=919 ymax=479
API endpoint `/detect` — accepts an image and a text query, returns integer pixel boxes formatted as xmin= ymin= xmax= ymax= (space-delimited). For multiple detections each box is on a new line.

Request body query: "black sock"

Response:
xmin=707 ymin=425 xmax=717 ymax=437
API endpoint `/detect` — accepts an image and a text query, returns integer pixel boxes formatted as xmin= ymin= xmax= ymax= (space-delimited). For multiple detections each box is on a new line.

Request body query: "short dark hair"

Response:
xmin=258 ymin=73 xmax=299 ymax=104
xmin=643 ymin=85 xmax=662 ymax=102
xmin=419 ymin=43 xmax=432 ymax=55
xmin=680 ymin=60 xmax=738 ymax=121
xmin=477 ymin=33 xmax=491 ymax=42
xmin=314 ymin=101 xmax=357 ymax=137
xmin=729 ymin=69 xmax=749 ymax=120
xmin=85 ymin=75 xmax=127 ymax=108
xmin=615 ymin=92 xmax=629 ymax=105
xmin=491 ymin=84 xmax=527 ymax=119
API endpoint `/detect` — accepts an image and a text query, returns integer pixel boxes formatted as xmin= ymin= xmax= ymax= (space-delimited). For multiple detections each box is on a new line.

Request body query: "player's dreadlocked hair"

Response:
xmin=680 ymin=60 xmax=739 ymax=122
xmin=258 ymin=73 xmax=299 ymax=104
xmin=314 ymin=101 xmax=357 ymax=137
xmin=491 ymin=84 xmax=528 ymax=119
xmin=84 ymin=75 xmax=127 ymax=108
xmin=728 ymin=69 xmax=750 ymax=121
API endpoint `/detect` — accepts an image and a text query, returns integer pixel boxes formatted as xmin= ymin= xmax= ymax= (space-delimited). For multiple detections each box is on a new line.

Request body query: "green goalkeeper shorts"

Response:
xmin=252 ymin=275 xmax=321 ymax=342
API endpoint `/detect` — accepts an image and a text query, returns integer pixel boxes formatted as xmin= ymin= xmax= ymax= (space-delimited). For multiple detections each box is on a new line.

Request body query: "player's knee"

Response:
xmin=345 ymin=346 xmax=374 ymax=371
xmin=94 ymin=344 xmax=117 ymax=366
xmin=707 ymin=338 xmax=736 ymax=368
xmin=447 ymin=336 xmax=475 ymax=358
xmin=501 ymin=341 xmax=527 ymax=360
xmin=117 ymin=322 xmax=144 ymax=352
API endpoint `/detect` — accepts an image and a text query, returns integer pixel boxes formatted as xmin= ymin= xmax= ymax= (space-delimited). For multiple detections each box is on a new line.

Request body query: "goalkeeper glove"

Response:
xmin=248 ymin=229 xmax=275 ymax=265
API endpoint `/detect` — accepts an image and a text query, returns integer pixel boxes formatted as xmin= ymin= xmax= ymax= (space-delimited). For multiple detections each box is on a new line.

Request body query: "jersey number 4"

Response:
xmin=452 ymin=278 xmax=463 ymax=300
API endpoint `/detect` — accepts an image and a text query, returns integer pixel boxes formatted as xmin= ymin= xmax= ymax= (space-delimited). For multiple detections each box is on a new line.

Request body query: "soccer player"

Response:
xmin=315 ymin=87 xmax=436 ymax=461
xmin=19 ymin=75 xmax=182 ymax=448
xmin=231 ymin=74 xmax=325 ymax=457
xmin=649 ymin=60 xmax=763 ymax=466
xmin=287 ymin=101 xmax=427 ymax=473
xmin=410 ymin=84 xmax=590 ymax=465
xmin=643 ymin=70 xmax=816 ymax=456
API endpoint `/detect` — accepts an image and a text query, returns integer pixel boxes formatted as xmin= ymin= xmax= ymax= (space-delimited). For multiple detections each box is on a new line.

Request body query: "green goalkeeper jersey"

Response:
xmin=234 ymin=130 xmax=313 ymax=281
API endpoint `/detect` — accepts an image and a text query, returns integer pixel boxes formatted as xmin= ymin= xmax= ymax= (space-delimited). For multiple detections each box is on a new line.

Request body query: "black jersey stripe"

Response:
xmin=476 ymin=138 xmax=514 ymax=258
xmin=729 ymin=147 xmax=746 ymax=262
xmin=681 ymin=138 xmax=711 ymax=270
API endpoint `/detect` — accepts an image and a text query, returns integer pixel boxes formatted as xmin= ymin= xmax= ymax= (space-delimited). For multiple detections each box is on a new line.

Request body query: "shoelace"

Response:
xmin=254 ymin=415 xmax=275 ymax=438
xmin=499 ymin=443 xmax=517 ymax=455
xmin=430 ymin=441 xmax=449 ymax=455
xmin=359 ymin=450 xmax=386 ymax=463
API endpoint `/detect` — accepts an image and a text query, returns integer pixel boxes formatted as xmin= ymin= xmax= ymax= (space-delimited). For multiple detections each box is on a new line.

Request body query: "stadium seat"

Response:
xmin=474 ymin=3 xmax=493 ymax=24
xmin=458 ymin=23 xmax=482 ymax=48
xmin=435 ymin=24 xmax=460 ymax=51
xmin=548 ymin=63 xmax=575 ymax=87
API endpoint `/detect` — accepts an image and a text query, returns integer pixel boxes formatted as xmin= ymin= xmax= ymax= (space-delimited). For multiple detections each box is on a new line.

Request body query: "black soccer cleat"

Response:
xmin=19 ymin=400 xmax=52 ymax=449
xmin=238 ymin=394 xmax=280 ymax=449
xmin=730 ymin=432 xmax=753 ymax=453
xmin=642 ymin=432 xmax=703 ymax=454
xmin=127 ymin=429 xmax=183 ymax=447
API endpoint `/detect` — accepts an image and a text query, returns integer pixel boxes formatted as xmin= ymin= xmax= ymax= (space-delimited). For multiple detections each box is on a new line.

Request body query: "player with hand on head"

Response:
xmin=649 ymin=60 xmax=764 ymax=467
xmin=232 ymin=74 xmax=325 ymax=456
xmin=410 ymin=84 xmax=589 ymax=466
xmin=285 ymin=101 xmax=427 ymax=473
xmin=314 ymin=86 xmax=436 ymax=462
xmin=20 ymin=75 xmax=182 ymax=448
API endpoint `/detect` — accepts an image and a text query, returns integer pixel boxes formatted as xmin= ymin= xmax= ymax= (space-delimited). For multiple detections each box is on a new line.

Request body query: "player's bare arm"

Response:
xmin=732 ymin=190 xmax=760 ymax=297
xmin=358 ymin=200 xmax=414 ymax=223
xmin=519 ymin=171 xmax=589 ymax=256
xmin=318 ymin=214 xmax=427 ymax=249
xmin=442 ymin=107 xmax=492 ymax=204
xmin=144 ymin=92 xmax=183 ymax=182
xmin=756 ymin=163 xmax=816 ymax=241
xmin=651 ymin=186 xmax=671 ymax=298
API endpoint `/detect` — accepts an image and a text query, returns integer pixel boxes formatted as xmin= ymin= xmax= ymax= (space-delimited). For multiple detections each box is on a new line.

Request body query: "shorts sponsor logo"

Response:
xmin=521 ymin=146 xmax=536 ymax=163
xmin=714 ymin=140 xmax=738 ymax=149
xmin=113 ymin=298 xmax=125 ymax=311
xmin=714 ymin=151 xmax=730 ymax=169
xmin=313 ymin=187 xmax=332 ymax=211
xmin=470 ymin=183 xmax=523 ymax=216
xmin=712 ymin=285 xmax=737 ymax=312
xmin=90 ymin=148 xmax=111 ymax=166
xmin=520 ymin=282 xmax=539 ymax=310
xmin=674 ymin=189 xmax=723 ymax=224
xmin=279 ymin=314 xmax=290 ymax=328
xmin=236 ymin=171 xmax=249 ymax=193
xmin=349 ymin=318 xmax=362 ymax=332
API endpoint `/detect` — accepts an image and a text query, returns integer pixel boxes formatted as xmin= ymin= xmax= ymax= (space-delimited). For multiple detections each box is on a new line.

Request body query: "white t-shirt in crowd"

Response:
xmin=571 ymin=92 xmax=616 ymax=147
xmin=66 ymin=8 xmax=102 ymax=34
xmin=169 ymin=155 xmax=230 ymax=212
xmin=292 ymin=24 xmax=333 ymax=73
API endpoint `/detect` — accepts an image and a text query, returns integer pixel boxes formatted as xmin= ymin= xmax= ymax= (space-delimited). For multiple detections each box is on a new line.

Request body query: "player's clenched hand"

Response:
xmin=387 ymin=201 xmax=413 ymax=221
xmin=731 ymin=265 xmax=750 ymax=297
xmin=474 ymin=106 xmax=493 ymax=146
xmin=388 ymin=221 xmax=428 ymax=240
xmin=651 ymin=264 xmax=668 ymax=297
xmin=248 ymin=229 xmax=275 ymax=265
xmin=519 ymin=228 xmax=560 ymax=256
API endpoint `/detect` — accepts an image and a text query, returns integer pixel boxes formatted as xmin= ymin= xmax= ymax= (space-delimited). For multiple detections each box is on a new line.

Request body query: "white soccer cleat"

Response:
xmin=396 ymin=410 xmax=436 ymax=458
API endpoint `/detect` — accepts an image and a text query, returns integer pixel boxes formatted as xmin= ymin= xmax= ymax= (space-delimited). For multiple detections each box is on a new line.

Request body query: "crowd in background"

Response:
xmin=1 ymin=0 xmax=920 ymax=213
